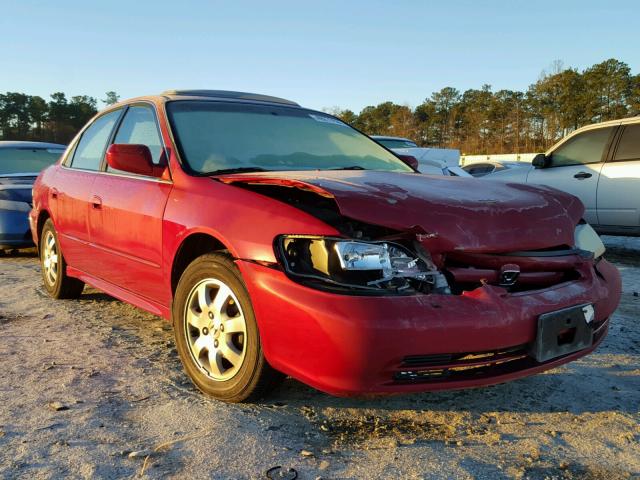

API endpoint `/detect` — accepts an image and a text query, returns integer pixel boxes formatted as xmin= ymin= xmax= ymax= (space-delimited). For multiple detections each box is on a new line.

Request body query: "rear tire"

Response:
xmin=173 ymin=253 xmax=283 ymax=402
xmin=40 ymin=219 xmax=84 ymax=299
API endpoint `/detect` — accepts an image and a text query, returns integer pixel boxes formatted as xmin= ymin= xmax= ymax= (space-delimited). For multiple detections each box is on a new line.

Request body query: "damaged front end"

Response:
xmin=218 ymin=171 xmax=604 ymax=298
xmin=277 ymin=235 xmax=451 ymax=295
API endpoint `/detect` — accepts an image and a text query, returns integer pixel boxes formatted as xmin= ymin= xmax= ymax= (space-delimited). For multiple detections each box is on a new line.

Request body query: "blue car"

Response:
xmin=0 ymin=141 xmax=66 ymax=251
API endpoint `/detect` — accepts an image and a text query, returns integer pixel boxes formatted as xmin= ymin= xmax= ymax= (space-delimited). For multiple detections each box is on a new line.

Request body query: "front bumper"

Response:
xmin=237 ymin=258 xmax=621 ymax=396
xmin=0 ymin=207 xmax=34 ymax=249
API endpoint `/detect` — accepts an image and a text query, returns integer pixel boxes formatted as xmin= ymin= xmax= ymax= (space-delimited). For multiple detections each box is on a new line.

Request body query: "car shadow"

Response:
xmin=261 ymin=354 xmax=639 ymax=417
xmin=79 ymin=291 xmax=120 ymax=303
xmin=0 ymin=248 xmax=37 ymax=258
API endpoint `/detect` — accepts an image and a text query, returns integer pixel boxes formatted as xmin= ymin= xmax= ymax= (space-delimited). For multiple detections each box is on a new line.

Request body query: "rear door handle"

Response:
xmin=50 ymin=187 xmax=59 ymax=199
xmin=574 ymin=172 xmax=592 ymax=180
xmin=91 ymin=195 xmax=102 ymax=209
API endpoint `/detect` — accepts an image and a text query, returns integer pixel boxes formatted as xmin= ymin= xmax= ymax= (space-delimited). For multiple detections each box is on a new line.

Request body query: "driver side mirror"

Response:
xmin=397 ymin=154 xmax=419 ymax=171
xmin=106 ymin=144 xmax=163 ymax=177
xmin=532 ymin=153 xmax=550 ymax=169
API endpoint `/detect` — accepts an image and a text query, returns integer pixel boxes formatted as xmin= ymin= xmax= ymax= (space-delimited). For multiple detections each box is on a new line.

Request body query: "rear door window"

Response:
xmin=613 ymin=124 xmax=640 ymax=161
xmin=70 ymin=110 xmax=121 ymax=171
xmin=549 ymin=127 xmax=614 ymax=168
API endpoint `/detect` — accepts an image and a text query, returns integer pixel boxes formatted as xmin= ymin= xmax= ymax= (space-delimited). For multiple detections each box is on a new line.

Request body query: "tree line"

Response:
xmin=1 ymin=59 xmax=638 ymax=153
xmin=0 ymin=91 xmax=119 ymax=145
xmin=327 ymin=59 xmax=640 ymax=154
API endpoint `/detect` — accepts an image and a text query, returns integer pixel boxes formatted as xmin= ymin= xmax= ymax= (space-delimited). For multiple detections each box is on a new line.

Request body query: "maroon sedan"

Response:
xmin=29 ymin=90 xmax=621 ymax=402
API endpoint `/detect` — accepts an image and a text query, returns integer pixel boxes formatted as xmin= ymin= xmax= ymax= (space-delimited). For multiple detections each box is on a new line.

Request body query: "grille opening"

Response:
xmin=396 ymin=346 xmax=529 ymax=383
xmin=442 ymin=249 xmax=584 ymax=294
xmin=393 ymin=322 xmax=608 ymax=385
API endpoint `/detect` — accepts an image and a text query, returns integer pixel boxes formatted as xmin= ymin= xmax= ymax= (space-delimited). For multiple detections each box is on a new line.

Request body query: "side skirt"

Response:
xmin=67 ymin=266 xmax=172 ymax=320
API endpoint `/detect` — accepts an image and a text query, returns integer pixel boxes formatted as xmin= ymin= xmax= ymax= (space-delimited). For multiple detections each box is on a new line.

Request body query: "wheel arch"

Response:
xmin=170 ymin=231 xmax=233 ymax=295
xmin=36 ymin=209 xmax=52 ymax=252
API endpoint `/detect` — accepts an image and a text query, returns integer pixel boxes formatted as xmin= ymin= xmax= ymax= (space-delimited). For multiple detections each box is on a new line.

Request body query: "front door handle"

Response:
xmin=574 ymin=172 xmax=592 ymax=180
xmin=91 ymin=195 xmax=102 ymax=209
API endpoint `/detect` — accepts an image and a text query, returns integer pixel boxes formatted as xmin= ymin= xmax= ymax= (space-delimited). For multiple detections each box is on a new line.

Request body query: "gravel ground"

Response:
xmin=0 ymin=237 xmax=638 ymax=480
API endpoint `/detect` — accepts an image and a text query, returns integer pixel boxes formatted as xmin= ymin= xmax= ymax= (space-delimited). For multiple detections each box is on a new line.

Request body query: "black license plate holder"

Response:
xmin=529 ymin=304 xmax=593 ymax=363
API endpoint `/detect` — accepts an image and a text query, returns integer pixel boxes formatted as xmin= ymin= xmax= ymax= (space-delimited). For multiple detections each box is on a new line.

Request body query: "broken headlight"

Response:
xmin=277 ymin=236 xmax=449 ymax=294
xmin=575 ymin=223 xmax=605 ymax=259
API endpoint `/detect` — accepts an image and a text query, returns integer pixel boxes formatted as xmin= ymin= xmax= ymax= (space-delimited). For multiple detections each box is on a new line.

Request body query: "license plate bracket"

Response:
xmin=529 ymin=304 xmax=593 ymax=363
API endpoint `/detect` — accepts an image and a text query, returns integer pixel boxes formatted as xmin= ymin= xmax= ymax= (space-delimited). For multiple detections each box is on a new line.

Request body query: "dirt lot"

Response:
xmin=0 ymin=237 xmax=638 ymax=480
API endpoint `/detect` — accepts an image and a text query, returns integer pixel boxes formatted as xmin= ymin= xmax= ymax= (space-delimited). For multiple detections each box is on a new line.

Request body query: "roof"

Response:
xmin=370 ymin=135 xmax=416 ymax=142
xmin=160 ymin=89 xmax=300 ymax=107
xmin=0 ymin=141 xmax=66 ymax=150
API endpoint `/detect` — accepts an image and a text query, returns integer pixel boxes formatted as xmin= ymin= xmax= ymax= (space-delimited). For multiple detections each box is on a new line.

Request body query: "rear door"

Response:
xmin=526 ymin=126 xmax=617 ymax=224
xmin=55 ymin=110 xmax=122 ymax=272
xmin=88 ymin=104 xmax=172 ymax=302
xmin=597 ymin=123 xmax=640 ymax=230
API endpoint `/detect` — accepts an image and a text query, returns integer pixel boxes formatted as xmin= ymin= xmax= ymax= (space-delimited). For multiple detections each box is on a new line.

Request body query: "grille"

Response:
xmin=443 ymin=249 xmax=584 ymax=293
xmin=393 ymin=321 xmax=608 ymax=384
xmin=395 ymin=346 xmax=528 ymax=383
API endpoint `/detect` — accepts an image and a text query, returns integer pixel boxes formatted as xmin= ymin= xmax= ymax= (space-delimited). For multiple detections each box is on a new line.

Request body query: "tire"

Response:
xmin=40 ymin=219 xmax=85 ymax=299
xmin=172 ymin=253 xmax=283 ymax=402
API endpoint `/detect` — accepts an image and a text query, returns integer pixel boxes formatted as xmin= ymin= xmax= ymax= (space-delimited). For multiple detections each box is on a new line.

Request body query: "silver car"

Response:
xmin=486 ymin=117 xmax=640 ymax=236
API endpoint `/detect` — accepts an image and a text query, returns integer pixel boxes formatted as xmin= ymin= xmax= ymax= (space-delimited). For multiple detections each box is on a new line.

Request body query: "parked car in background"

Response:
xmin=463 ymin=160 xmax=529 ymax=177
xmin=370 ymin=135 xmax=418 ymax=149
xmin=371 ymin=135 xmax=469 ymax=177
xmin=0 ymin=141 xmax=66 ymax=251
xmin=31 ymin=90 xmax=620 ymax=402
xmin=486 ymin=117 xmax=640 ymax=236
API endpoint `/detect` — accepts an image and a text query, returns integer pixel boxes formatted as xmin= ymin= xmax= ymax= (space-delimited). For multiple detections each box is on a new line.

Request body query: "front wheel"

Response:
xmin=40 ymin=219 xmax=84 ymax=299
xmin=172 ymin=253 xmax=283 ymax=402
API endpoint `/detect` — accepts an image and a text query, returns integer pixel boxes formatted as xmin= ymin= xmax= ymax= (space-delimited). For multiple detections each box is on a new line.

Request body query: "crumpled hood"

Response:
xmin=218 ymin=170 xmax=584 ymax=253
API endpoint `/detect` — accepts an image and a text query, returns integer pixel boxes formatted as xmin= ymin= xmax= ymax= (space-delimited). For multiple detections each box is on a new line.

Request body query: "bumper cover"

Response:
xmin=238 ymin=258 xmax=621 ymax=396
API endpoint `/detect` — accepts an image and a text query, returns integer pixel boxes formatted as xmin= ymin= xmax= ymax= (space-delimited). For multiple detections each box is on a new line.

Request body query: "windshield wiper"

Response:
xmin=207 ymin=167 xmax=269 ymax=175
xmin=330 ymin=165 xmax=366 ymax=170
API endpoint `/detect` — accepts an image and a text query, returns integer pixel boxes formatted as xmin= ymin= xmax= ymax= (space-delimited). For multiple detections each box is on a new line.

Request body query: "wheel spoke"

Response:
xmin=220 ymin=338 xmax=242 ymax=366
xmin=187 ymin=307 xmax=209 ymax=330
xmin=212 ymin=284 xmax=232 ymax=315
xmin=223 ymin=315 xmax=245 ymax=334
xmin=196 ymin=283 xmax=211 ymax=312
xmin=208 ymin=349 xmax=224 ymax=377
xmin=50 ymin=254 xmax=58 ymax=265
xmin=192 ymin=335 xmax=212 ymax=357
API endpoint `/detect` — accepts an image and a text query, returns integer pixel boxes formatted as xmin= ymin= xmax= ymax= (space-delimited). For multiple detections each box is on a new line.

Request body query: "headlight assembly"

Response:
xmin=277 ymin=235 xmax=450 ymax=294
xmin=575 ymin=223 xmax=605 ymax=259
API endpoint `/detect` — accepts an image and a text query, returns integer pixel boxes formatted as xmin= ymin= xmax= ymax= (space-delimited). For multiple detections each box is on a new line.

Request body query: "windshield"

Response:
xmin=376 ymin=139 xmax=418 ymax=149
xmin=0 ymin=147 xmax=65 ymax=174
xmin=166 ymin=101 xmax=413 ymax=174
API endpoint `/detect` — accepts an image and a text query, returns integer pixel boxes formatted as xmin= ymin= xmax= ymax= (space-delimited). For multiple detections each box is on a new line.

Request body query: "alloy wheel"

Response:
xmin=42 ymin=230 xmax=59 ymax=286
xmin=183 ymin=278 xmax=248 ymax=381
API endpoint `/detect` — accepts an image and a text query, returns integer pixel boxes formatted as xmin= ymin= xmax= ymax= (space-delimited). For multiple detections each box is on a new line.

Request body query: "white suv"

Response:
xmin=486 ymin=117 xmax=640 ymax=236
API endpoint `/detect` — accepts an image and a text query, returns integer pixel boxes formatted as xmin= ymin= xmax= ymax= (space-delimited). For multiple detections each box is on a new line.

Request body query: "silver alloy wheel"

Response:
xmin=184 ymin=278 xmax=248 ymax=381
xmin=42 ymin=231 xmax=59 ymax=286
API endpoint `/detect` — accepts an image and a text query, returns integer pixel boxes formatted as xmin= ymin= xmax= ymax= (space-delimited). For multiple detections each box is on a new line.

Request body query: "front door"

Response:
xmin=527 ymin=126 xmax=617 ymax=225
xmin=88 ymin=104 xmax=172 ymax=302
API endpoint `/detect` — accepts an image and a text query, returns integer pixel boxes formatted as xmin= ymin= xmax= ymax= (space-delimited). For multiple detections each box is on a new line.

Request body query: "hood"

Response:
xmin=217 ymin=170 xmax=584 ymax=253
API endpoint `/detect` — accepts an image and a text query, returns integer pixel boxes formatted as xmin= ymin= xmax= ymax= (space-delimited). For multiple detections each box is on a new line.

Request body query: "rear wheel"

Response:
xmin=40 ymin=219 xmax=84 ymax=299
xmin=173 ymin=253 xmax=283 ymax=402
